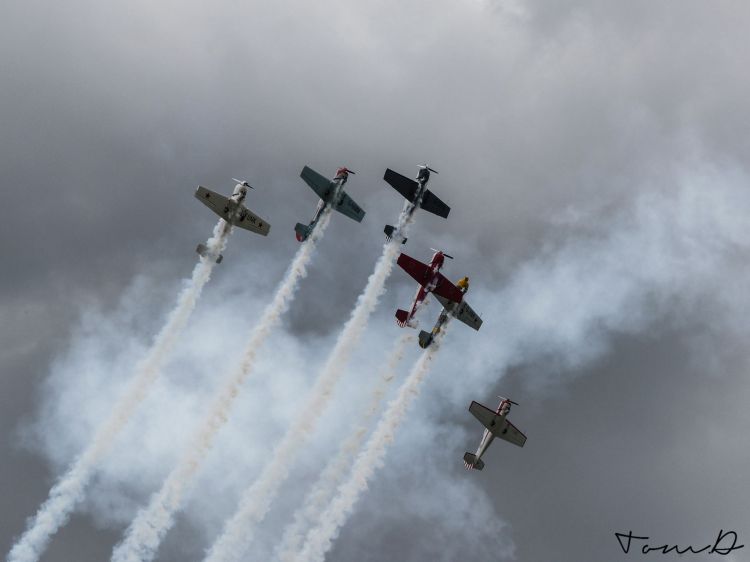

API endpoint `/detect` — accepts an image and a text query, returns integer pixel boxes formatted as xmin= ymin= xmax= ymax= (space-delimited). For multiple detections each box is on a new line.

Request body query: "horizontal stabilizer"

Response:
xmin=294 ymin=223 xmax=311 ymax=242
xmin=463 ymin=452 xmax=484 ymax=471
xmin=384 ymin=168 xmax=419 ymax=202
xmin=384 ymin=224 xmax=407 ymax=244
xmin=196 ymin=243 xmax=223 ymax=264
xmin=418 ymin=330 xmax=433 ymax=349
xmin=395 ymin=309 xmax=410 ymax=327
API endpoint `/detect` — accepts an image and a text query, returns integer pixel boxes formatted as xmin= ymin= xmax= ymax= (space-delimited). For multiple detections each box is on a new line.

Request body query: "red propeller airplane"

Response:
xmin=394 ymin=249 xmax=465 ymax=327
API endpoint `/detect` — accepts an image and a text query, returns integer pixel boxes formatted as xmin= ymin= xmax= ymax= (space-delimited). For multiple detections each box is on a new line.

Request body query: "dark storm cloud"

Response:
xmin=3 ymin=0 xmax=750 ymax=561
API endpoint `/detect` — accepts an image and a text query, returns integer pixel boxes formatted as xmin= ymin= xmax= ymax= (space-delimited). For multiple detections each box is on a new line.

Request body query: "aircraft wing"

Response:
xmin=501 ymin=420 xmax=527 ymax=448
xmin=420 ymin=189 xmax=450 ymax=218
xmin=334 ymin=190 xmax=366 ymax=222
xmin=469 ymin=401 xmax=526 ymax=448
xmin=397 ymin=253 xmax=431 ymax=285
xmin=195 ymin=186 xmax=231 ymax=220
xmin=300 ymin=166 xmax=334 ymax=201
xmin=232 ymin=205 xmax=270 ymax=236
xmin=384 ymin=168 xmax=419 ymax=202
xmin=433 ymin=273 xmax=465 ymax=303
xmin=435 ymin=294 xmax=482 ymax=330
xmin=453 ymin=299 xmax=482 ymax=330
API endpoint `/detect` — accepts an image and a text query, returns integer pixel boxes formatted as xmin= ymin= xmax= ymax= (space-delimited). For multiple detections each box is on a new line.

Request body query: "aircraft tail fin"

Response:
xmin=196 ymin=243 xmax=223 ymax=264
xmin=294 ymin=223 xmax=311 ymax=242
xmin=384 ymin=224 xmax=407 ymax=244
xmin=418 ymin=330 xmax=433 ymax=348
xmin=395 ymin=309 xmax=410 ymax=327
xmin=463 ymin=452 xmax=484 ymax=471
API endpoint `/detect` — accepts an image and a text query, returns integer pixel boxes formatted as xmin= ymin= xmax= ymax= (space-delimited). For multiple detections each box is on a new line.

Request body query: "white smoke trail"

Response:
xmin=275 ymin=333 xmax=414 ymax=562
xmin=203 ymin=210 xmax=412 ymax=562
xmin=109 ymin=210 xmax=332 ymax=562
xmin=294 ymin=327 xmax=449 ymax=562
xmin=7 ymin=220 xmax=231 ymax=562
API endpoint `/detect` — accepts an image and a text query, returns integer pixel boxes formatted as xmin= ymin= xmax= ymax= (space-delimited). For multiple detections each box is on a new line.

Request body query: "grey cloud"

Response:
xmin=3 ymin=1 xmax=750 ymax=561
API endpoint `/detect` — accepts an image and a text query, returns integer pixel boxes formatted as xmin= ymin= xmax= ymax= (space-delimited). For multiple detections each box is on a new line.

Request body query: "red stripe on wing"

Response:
xmin=433 ymin=273 xmax=464 ymax=303
xmin=397 ymin=253 xmax=431 ymax=286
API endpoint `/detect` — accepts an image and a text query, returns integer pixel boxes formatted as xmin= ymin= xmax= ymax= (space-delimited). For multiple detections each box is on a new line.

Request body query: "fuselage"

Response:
xmin=223 ymin=184 xmax=248 ymax=218
xmin=383 ymin=166 xmax=436 ymax=243
xmin=401 ymin=251 xmax=447 ymax=326
xmin=230 ymin=183 xmax=248 ymax=202
xmin=213 ymin=183 xmax=249 ymax=237
xmin=419 ymin=277 xmax=469 ymax=347
xmin=403 ymin=167 xmax=431 ymax=220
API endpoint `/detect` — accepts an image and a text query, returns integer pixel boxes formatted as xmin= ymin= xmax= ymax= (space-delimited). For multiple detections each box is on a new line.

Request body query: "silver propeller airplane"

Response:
xmin=294 ymin=166 xmax=365 ymax=242
xmin=418 ymin=275 xmax=482 ymax=348
xmin=194 ymin=178 xmax=271 ymax=263
xmin=383 ymin=164 xmax=450 ymax=242
xmin=464 ymin=397 xmax=526 ymax=471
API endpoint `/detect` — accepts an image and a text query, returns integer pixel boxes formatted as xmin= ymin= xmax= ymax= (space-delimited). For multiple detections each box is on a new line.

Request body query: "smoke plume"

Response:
xmin=293 ymin=327 xmax=449 ymax=562
xmin=275 ymin=332 xmax=414 ymax=562
xmin=108 ymin=211 xmax=332 ymax=562
xmin=7 ymin=220 xmax=231 ymax=562
xmin=203 ymin=228 xmax=408 ymax=562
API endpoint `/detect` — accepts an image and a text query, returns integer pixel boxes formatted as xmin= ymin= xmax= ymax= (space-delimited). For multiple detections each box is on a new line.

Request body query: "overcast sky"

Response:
xmin=3 ymin=1 xmax=750 ymax=561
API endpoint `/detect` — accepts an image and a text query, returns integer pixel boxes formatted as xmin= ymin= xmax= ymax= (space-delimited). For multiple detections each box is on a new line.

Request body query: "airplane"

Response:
xmin=382 ymin=165 xmax=450 ymax=242
xmin=464 ymin=397 xmax=527 ymax=471
xmin=394 ymin=249 xmax=466 ymax=327
xmin=417 ymin=276 xmax=482 ymax=348
xmin=294 ymin=166 xmax=365 ymax=242
xmin=194 ymin=178 xmax=271 ymax=263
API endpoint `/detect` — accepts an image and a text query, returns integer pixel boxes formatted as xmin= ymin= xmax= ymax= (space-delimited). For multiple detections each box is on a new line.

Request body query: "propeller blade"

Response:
xmin=232 ymin=178 xmax=253 ymax=188
xmin=429 ymin=248 xmax=452 ymax=258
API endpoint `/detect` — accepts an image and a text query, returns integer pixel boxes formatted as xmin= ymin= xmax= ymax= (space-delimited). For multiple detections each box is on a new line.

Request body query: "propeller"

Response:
xmin=232 ymin=178 xmax=254 ymax=189
xmin=498 ymin=396 xmax=519 ymax=406
xmin=339 ymin=167 xmax=356 ymax=174
xmin=418 ymin=164 xmax=438 ymax=174
xmin=430 ymin=248 xmax=453 ymax=259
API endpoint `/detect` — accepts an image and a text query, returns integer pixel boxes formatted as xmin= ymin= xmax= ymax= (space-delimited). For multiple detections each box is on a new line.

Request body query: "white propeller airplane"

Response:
xmin=194 ymin=178 xmax=271 ymax=263
xmin=464 ymin=397 xmax=526 ymax=471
